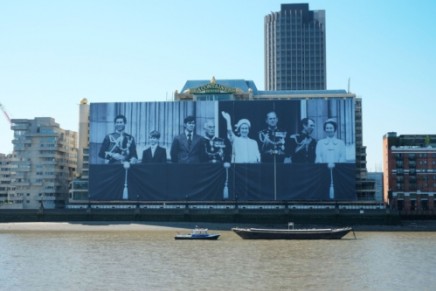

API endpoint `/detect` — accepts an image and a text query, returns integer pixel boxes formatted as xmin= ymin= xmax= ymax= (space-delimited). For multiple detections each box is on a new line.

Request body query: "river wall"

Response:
xmin=0 ymin=208 xmax=401 ymax=227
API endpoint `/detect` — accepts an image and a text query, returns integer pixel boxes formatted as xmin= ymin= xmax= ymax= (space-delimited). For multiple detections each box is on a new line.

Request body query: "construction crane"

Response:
xmin=0 ymin=102 xmax=11 ymax=124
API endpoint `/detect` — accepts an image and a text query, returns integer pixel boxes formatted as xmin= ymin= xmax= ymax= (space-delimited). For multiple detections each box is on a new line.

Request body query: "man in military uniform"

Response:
xmin=203 ymin=120 xmax=229 ymax=163
xmin=285 ymin=117 xmax=316 ymax=163
xmin=98 ymin=114 xmax=138 ymax=164
xmin=258 ymin=111 xmax=287 ymax=163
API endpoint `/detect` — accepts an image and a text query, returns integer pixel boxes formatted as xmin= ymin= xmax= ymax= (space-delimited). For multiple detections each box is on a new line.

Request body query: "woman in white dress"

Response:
xmin=315 ymin=119 xmax=346 ymax=168
xmin=221 ymin=111 xmax=260 ymax=163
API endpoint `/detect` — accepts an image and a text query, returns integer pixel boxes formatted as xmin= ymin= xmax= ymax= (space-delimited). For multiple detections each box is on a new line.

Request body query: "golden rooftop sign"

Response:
xmin=187 ymin=77 xmax=241 ymax=94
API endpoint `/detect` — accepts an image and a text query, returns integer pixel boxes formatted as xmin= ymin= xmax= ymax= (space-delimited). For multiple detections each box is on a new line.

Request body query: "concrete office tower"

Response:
xmin=265 ymin=3 xmax=326 ymax=90
xmin=10 ymin=117 xmax=77 ymax=209
xmin=77 ymin=98 xmax=89 ymax=178
xmin=68 ymin=99 xmax=89 ymax=203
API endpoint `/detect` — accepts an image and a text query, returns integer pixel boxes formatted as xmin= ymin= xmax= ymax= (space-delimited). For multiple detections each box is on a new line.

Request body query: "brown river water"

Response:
xmin=0 ymin=223 xmax=435 ymax=291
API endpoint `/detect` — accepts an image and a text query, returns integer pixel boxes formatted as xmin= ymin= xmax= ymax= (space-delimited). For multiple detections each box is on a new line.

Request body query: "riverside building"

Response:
xmin=68 ymin=78 xmax=375 ymax=205
xmin=10 ymin=117 xmax=78 ymax=209
xmin=0 ymin=153 xmax=14 ymax=207
xmin=86 ymin=80 xmax=357 ymax=202
xmin=383 ymin=132 xmax=436 ymax=212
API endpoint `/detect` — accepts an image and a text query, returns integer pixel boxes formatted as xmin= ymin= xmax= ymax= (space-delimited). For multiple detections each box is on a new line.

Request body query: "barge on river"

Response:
xmin=232 ymin=223 xmax=353 ymax=240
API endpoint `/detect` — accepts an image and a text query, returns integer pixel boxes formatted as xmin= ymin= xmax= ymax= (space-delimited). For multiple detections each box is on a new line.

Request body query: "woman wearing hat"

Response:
xmin=315 ymin=119 xmax=346 ymax=168
xmin=221 ymin=111 xmax=260 ymax=163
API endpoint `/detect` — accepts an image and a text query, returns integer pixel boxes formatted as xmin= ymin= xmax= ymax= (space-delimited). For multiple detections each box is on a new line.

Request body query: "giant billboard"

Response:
xmin=89 ymin=99 xmax=356 ymax=201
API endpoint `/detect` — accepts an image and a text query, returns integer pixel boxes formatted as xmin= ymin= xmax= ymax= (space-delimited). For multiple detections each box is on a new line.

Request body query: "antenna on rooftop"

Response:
xmin=347 ymin=78 xmax=351 ymax=93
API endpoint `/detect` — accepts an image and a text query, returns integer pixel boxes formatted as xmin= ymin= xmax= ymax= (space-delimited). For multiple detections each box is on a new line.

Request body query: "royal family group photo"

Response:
xmin=88 ymin=100 xmax=356 ymax=201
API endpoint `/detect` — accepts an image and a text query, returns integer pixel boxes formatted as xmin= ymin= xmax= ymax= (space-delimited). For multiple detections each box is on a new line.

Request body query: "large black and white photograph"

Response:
xmin=89 ymin=99 xmax=356 ymax=201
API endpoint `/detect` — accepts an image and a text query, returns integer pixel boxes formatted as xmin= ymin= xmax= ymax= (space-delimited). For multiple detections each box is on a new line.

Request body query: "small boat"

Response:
xmin=232 ymin=223 xmax=354 ymax=240
xmin=175 ymin=227 xmax=220 ymax=240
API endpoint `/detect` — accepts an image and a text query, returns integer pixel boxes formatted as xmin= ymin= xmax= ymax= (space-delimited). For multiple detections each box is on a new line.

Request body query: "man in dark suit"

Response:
xmin=141 ymin=130 xmax=167 ymax=163
xmin=170 ymin=115 xmax=204 ymax=164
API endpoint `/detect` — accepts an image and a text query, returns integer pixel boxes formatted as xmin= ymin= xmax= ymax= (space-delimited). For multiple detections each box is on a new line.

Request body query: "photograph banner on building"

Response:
xmin=89 ymin=99 xmax=356 ymax=201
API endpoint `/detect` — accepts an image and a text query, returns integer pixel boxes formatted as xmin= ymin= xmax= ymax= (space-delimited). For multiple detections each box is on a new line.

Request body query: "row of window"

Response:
xmin=275 ymin=73 xmax=325 ymax=78
xmin=396 ymin=175 xmax=436 ymax=181
xmin=275 ymin=83 xmax=326 ymax=89
xmin=35 ymin=172 xmax=56 ymax=176
xmin=397 ymin=160 xmax=436 ymax=166
xmin=395 ymin=153 xmax=436 ymax=158
xmin=395 ymin=184 xmax=436 ymax=190
xmin=395 ymin=169 xmax=436 ymax=175
xmin=394 ymin=200 xmax=431 ymax=211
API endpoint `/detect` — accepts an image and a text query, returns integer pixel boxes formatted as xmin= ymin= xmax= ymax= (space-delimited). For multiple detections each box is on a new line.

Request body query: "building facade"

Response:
xmin=265 ymin=3 xmax=326 ymax=91
xmin=367 ymin=172 xmax=383 ymax=202
xmin=84 ymin=81 xmax=356 ymax=202
xmin=10 ymin=117 xmax=78 ymax=209
xmin=0 ymin=153 xmax=15 ymax=207
xmin=77 ymin=98 xmax=89 ymax=178
xmin=383 ymin=132 xmax=436 ymax=212
xmin=354 ymin=98 xmax=377 ymax=200
xmin=69 ymin=99 xmax=89 ymax=202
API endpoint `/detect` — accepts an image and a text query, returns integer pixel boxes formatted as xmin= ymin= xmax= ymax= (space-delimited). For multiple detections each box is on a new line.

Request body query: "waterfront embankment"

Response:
xmin=1 ymin=207 xmax=435 ymax=231
xmin=0 ymin=207 xmax=399 ymax=225
xmin=1 ymin=220 xmax=436 ymax=232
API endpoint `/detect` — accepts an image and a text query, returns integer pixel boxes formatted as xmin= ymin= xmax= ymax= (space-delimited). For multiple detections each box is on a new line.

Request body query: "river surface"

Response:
xmin=1 ymin=224 xmax=435 ymax=291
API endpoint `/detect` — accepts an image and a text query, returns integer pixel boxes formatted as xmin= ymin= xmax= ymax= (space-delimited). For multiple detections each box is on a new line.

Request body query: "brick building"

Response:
xmin=383 ymin=132 xmax=436 ymax=214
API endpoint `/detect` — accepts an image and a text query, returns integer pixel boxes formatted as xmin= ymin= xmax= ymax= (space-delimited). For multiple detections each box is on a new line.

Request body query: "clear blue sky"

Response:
xmin=1 ymin=0 xmax=435 ymax=171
